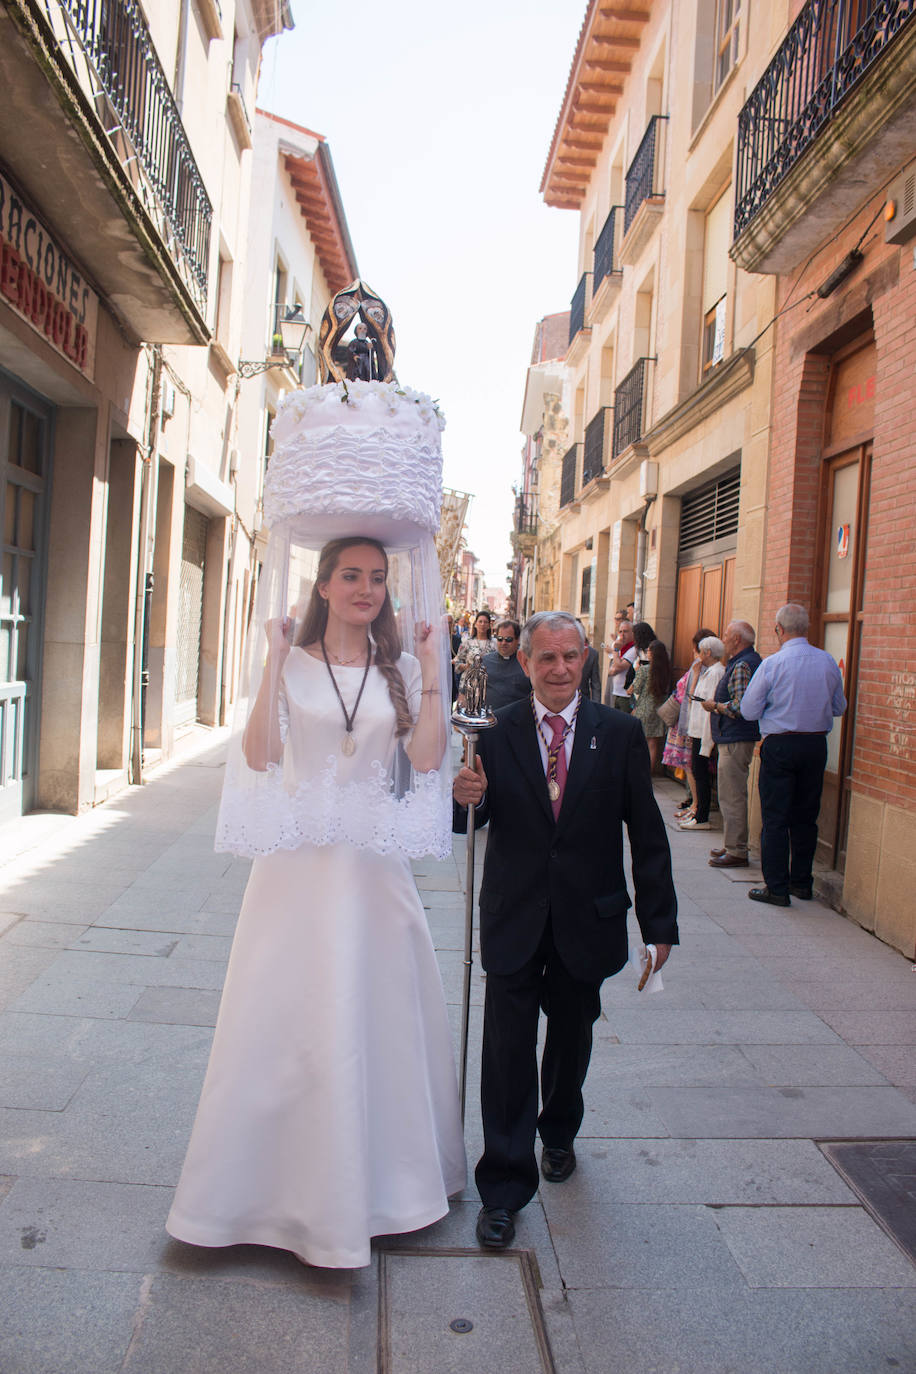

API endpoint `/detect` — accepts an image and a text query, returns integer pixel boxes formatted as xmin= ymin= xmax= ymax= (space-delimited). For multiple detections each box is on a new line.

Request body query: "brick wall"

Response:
xmin=762 ymin=194 xmax=916 ymax=813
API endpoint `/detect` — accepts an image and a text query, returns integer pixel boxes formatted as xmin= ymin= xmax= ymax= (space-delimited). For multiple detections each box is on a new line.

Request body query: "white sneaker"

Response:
xmin=679 ymin=817 xmax=711 ymax=830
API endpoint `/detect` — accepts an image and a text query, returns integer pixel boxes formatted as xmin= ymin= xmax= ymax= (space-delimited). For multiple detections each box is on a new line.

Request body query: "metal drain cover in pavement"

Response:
xmin=377 ymin=1247 xmax=555 ymax=1373
xmin=820 ymin=1139 xmax=916 ymax=1264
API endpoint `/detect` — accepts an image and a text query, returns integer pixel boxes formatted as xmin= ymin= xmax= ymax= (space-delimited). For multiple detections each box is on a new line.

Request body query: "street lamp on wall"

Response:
xmin=238 ymin=305 xmax=311 ymax=379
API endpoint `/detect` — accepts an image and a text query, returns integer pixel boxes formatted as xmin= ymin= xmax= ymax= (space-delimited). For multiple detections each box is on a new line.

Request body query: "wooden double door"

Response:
xmin=673 ymin=555 xmax=735 ymax=677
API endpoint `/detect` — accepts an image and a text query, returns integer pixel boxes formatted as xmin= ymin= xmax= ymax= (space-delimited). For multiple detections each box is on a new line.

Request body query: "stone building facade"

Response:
xmin=537 ymin=0 xmax=785 ymax=679
xmin=0 ymin=0 xmax=292 ymax=824
xmin=730 ymin=0 xmax=916 ymax=956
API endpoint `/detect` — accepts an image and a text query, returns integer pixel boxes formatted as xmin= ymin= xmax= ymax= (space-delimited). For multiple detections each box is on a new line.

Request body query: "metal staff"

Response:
xmin=451 ymin=650 xmax=496 ymax=1123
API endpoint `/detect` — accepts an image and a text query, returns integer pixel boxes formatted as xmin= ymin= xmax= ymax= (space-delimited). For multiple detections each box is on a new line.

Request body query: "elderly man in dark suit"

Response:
xmin=454 ymin=610 xmax=678 ymax=1250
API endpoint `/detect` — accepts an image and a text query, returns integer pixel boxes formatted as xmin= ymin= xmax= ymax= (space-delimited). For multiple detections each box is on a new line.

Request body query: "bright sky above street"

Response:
xmin=258 ymin=0 xmax=585 ymax=594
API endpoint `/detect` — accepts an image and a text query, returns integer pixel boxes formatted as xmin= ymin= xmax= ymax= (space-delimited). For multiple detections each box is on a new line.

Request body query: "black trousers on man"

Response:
xmin=475 ymin=918 xmax=602 ymax=1214
xmin=758 ymin=732 xmax=828 ymax=896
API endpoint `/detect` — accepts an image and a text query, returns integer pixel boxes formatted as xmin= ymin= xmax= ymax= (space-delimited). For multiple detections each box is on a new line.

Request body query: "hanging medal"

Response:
xmin=320 ymin=637 xmax=372 ymax=755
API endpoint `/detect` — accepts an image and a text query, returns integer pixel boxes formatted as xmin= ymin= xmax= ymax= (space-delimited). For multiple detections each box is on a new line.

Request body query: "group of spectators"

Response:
xmin=602 ymin=611 xmax=673 ymax=772
xmin=451 ymin=602 xmax=846 ymax=909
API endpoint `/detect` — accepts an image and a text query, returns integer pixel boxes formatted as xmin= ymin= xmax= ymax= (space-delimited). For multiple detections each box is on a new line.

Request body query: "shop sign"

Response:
xmin=0 ymin=168 xmax=98 ymax=379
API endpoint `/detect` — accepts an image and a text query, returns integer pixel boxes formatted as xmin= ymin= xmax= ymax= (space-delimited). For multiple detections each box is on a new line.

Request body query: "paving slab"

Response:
xmin=68 ymin=928 xmax=181 ymax=958
xmin=853 ymin=1042 xmax=916 ymax=1087
xmin=553 ymin=1138 xmax=856 ymax=1205
xmin=8 ymin=973 xmax=147 ymax=1020
xmin=736 ymin=1042 xmax=889 ymax=1086
xmin=651 ymin=1084 xmax=916 ymax=1139
xmin=0 ymin=1177 xmax=174 ymax=1269
xmin=0 ymin=1051 xmax=89 ymax=1110
xmin=549 ymin=1201 xmax=745 ymax=1291
xmin=567 ymin=1286 xmax=916 ymax=1374
xmin=0 ymin=1266 xmax=141 ymax=1374
xmin=38 ymin=950 xmax=228 ymax=991
xmin=120 ymin=1271 xmax=351 ymax=1374
xmin=128 ymin=986 xmax=222 ymax=1026
xmin=598 ymin=1009 xmax=842 ymax=1045
xmin=4 ymin=920 xmax=90 ymax=949
xmin=817 ymin=1009 xmax=916 ymax=1044
xmin=0 ymin=946 xmax=60 ymax=1012
xmin=579 ymin=1041 xmax=764 ymax=1088
xmin=712 ymin=1204 xmax=916 ymax=1288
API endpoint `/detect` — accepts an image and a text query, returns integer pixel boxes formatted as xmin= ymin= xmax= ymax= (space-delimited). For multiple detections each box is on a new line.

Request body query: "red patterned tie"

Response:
xmin=545 ymin=714 xmax=569 ymax=820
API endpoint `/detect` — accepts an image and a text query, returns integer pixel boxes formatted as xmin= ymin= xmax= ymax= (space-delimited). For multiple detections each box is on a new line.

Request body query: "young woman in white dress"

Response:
xmin=166 ymin=537 xmax=466 ymax=1268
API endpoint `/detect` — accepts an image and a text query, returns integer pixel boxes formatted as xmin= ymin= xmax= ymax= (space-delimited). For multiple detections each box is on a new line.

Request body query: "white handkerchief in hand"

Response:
xmin=630 ymin=942 xmax=664 ymax=993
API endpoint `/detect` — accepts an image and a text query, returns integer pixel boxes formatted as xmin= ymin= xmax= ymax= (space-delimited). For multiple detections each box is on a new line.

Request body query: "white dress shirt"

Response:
xmin=532 ymin=692 xmax=579 ymax=773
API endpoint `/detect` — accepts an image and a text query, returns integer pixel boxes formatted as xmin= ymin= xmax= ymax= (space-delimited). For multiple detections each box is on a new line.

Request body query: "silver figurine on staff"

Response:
xmin=451 ymin=648 xmax=496 ymax=1123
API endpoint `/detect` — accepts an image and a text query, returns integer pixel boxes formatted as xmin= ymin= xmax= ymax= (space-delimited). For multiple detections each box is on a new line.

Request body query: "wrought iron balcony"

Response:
xmin=514 ymin=500 xmax=538 ymax=538
xmin=568 ymin=273 xmax=591 ymax=344
xmin=612 ymin=359 xmax=652 ymax=459
xmin=42 ymin=0 xmax=213 ymax=310
xmin=735 ymin=0 xmax=915 ymax=238
xmin=624 ymin=116 xmax=667 ymax=234
xmin=593 ymin=207 xmax=622 ymax=288
xmin=582 ymin=407 xmax=611 ymax=487
xmin=559 ymin=443 xmax=579 ymax=509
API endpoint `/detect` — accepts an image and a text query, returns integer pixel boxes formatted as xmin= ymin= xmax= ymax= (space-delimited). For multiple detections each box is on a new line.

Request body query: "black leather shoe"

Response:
xmin=476 ymin=1206 xmax=515 ymax=1249
xmin=790 ymin=883 xmax=814 ymax=899
xmin=748 ymin=886 xmax=790 ymax=907
xmin=541 ymin=1146 xmax=577 ymax=1182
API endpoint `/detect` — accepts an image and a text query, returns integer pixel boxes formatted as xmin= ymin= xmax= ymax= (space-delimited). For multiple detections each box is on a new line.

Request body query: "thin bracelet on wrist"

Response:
xmin=420 ymin=687 xmax=441 ymax=696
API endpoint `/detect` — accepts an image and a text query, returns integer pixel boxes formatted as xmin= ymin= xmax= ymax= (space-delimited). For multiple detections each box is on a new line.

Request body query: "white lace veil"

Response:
xmin=215 ymin=380 xmax=453 ymax=861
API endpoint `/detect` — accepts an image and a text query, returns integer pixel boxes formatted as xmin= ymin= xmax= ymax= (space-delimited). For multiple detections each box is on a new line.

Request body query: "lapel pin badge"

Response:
xmin=590 ymin=736 xmax=597 ymax=750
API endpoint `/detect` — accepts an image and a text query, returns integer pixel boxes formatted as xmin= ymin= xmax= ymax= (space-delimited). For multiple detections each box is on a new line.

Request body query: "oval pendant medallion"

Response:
xmin=341 ymin=734 xmax=356 ymax=757
xmin=547 ymin=779 xmax=560 ymax=802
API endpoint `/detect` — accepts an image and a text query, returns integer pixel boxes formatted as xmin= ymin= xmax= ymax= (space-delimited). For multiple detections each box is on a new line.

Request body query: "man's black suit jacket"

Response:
xmin=454 ymin=696 xmax=678 ymax=982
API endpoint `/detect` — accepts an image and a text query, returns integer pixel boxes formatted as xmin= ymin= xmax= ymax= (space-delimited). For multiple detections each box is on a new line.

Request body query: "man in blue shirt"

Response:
xmin=740 ymin=603 xmax=846 ymax=906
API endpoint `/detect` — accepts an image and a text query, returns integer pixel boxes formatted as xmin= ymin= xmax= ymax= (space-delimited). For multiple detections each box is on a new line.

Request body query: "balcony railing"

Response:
xmin=593 ymin=207 xmax=622 ymax=287
xmin=514 ymin=501 xmax=538 ymax=538
xmin=49 ymin=0 xmax=213 ymax=305
xmin=735 ymin=0 xmax=914 ymax=237
xmin=559 ymin=444 xmax=579 ymax=508
xmin=582 ymin=407 xmax=610 ymax=486
xmin=568 ymin=273 xmax=591 ymax=344
xmin=624 ymin=116 xmax=667 ymax=234
xmin=612 ymin=359 xmax=652 ymax=459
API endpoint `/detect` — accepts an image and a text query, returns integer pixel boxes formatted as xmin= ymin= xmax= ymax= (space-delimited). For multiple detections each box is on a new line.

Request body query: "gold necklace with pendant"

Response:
xmin=320 ymin=635 xmax=372 ymax=755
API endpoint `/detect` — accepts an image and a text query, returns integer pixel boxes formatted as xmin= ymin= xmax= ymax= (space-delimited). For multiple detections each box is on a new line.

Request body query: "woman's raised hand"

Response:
xmin=414 ymin=619 xmax=441 ymax=671
xmin=265 ymin=616 xmax=293 ymax=664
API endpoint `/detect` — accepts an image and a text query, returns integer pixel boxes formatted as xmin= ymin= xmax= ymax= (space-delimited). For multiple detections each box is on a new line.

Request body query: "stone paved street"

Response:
xmin=1 ymin=733 xmax=915 ymax=1373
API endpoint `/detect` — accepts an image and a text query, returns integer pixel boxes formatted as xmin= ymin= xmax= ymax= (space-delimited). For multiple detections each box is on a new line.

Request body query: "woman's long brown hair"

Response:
xmin=298 ymin=537 xmax=412 ymax=737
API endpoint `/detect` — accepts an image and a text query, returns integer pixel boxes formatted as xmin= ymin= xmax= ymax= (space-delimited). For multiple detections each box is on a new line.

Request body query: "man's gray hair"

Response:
xmin=698 ymin=636 xmax=726 ymax=660
xmin=728 ymin=620 xmax=756 ymax=645
xmin=776 ymin=603 xmax=809 ymax=636
xmin=520 ymin=611 xmax=585 ymax=656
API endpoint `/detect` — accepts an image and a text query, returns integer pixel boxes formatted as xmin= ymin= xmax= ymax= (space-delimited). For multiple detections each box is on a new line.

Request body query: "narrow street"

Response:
xmin=0 ymin=738 xmax=914 ymax=1373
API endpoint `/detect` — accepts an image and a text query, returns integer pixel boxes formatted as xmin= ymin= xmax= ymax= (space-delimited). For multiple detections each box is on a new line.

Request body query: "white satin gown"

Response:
xmin=166 ymin=650 xmax=466 ymax=1268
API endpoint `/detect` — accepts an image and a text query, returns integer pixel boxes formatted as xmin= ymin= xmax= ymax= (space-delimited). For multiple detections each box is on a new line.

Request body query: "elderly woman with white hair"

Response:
xmin=680 ymin=635 xmax=726 ymax=831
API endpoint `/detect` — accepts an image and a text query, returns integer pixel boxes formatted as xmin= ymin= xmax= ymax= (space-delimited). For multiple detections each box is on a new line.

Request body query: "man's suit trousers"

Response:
xmin=475 ymin=918 xmax=602 ymax=1214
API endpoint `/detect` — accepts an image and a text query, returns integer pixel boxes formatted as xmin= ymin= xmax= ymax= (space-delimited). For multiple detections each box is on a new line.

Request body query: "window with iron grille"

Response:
xmin=677 ymin=467 xmax=741 ymax=559
xmin=624 ymin=117 xmax=667 ymax=234
xmin=612 ymin=360 xmax=651 ymax=458
xmin=560 ymin=444 xmax=579 ymax=508
xmin=582 ymin=408 xmax=609 ymax=486
xmin=568 ymin=274 xmax=591 ymax=344
xmin=593 ymin=208 xmax=621 ymax=287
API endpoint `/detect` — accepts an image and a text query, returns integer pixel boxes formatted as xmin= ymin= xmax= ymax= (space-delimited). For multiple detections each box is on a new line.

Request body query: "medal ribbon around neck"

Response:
xmin=320 ymin=635 xmax=372 ymax=756
xmin=532 ymin=691 xmax=581 ymax=803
